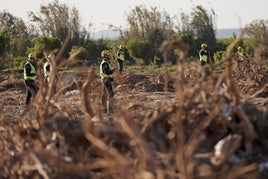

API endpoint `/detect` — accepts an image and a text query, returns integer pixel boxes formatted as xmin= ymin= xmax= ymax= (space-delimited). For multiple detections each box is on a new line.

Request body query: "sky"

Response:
xmin=1 ymin=0 xmax=268 ymax=32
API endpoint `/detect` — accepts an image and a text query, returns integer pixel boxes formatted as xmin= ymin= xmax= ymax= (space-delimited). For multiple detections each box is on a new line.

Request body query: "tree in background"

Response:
xmin=175 ymin=12 xmax=196 ymax=57
xmin=176 ymin=12 xmax=192 ymax=35
xmin=27 ymin=36 xmax=62 ymax=58
xmin=0 ymin=30 xmax=9 ymax=56
xmin=28 ymin=0 xmax=90 ymax=57
xmin=247 ymin=19 xmax=268 ymax=60
xmin=83 ymin=39 xmax=109 ymax=66
xmin=10 ymin=36 xmax=63 ymax=71
xmin=1 ymin=1 xmax=266 ymax=72
xmin=124 ymin=5 xmax=217 ymax=65
xmin=126 ymin=38 xmax=151 ymax=65
xmin=0 ymin=30 xmax=10 ymax=69
xmin=29 ymin=0 xmax=78 ymax=41
xmin=177 ymin=32 xmax=194 ymax=63
xmin=69 ymin=46 xmax=87 ymax=66
xmin=0 ymin=10 xmax=32 ymax=58
xmin=190 ymin=5 xmax=217 ymax=58
xmin=174 ymin=6 xmax=217 ymax=58
xmin=125 ymin=5 xmax=176 ymax=65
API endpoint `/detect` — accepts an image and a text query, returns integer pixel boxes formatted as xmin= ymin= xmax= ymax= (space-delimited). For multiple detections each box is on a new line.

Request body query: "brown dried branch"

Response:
xmin=21 ymin=153 xmax=49 ymax=179
xmin=118 ymin=114 xmax=154 ymax=170
xmin=160 ymin=40 xmax=191 ymax=179
xmin=81 ymin=121 xmax=130 ymax=167
xmin=224 ymin=28 xmax=247 ymax=104
xmin=235 ymin=105 xmax=257 ymax=153
xmin=249 ymin=83 xmax=268 ymax=99
xmin=80 ymin=67 xmax=96 ymax=119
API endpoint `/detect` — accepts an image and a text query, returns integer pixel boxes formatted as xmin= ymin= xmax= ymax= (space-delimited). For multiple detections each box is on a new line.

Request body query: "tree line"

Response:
xmin=0 ymin=0 xmax=267 ymax=71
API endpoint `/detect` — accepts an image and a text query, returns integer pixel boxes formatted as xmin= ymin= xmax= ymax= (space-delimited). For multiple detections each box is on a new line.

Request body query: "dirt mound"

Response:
xmin=232 ymin=61 xmax=268 ymax=97
xmin=115 ymin=72 xmax=175 ymax=92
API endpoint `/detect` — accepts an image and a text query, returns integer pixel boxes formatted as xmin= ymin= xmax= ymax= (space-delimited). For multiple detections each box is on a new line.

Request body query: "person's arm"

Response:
xmin=200 ymin=49 xmax=205 ymax=56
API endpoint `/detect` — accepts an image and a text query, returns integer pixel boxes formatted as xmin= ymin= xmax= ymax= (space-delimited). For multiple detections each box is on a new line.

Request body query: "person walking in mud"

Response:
xmin=116 ymin=45 xmax=125 ymax=74
xmin=235 ymin=46 xmax=248 ymax=71
xmin=199 ymin=43 xmax=212 ymax=75
xmin=100 ymin=50 xmax=115 ymax=113
xmin=24 ymin=53 xmax=38 ymax=106
xmin=199 ymin=43 xmax=211 ymax=66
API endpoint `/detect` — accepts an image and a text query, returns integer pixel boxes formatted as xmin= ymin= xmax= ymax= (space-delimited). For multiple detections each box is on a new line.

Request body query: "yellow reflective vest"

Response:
xmin=199 ymin=49 xmax=208 ymax=63
xmin=24 ymin=61 xmax=36 ymax=80
xmin=100 ymin=60 xmax=113 ymax=79
xmin=117 ymin=49 xmax=125 ymax=61
xmin=44 ymin=61 xmax=50 ymax=78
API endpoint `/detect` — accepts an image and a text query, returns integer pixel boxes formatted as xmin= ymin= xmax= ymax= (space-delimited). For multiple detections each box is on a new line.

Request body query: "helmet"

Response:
xmin=48 ymin=53 xmax=55 ymax=59
xmin=101 ymin=50 xmax=110 ymax=57
xmin=201 ymin=43 xmax=207 ymax=49
xmin=28 ymin=53 xmax=35 ymax=59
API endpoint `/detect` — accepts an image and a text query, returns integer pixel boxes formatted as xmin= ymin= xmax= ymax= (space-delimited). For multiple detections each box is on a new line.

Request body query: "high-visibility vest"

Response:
xmin=237 ymin=51 xmax=247 ymax=62
xmin=44 ymin=61 xmax=50 ymax=77
xmin=117 ymin=49 xmax=125 ymax=61
xmin=199 ymin=49 xmax=208 ymax=62
xmin=24 ymin=61 xmax=36 ymax=80
xmin=100 ymin=60 xmax=113 ymax=79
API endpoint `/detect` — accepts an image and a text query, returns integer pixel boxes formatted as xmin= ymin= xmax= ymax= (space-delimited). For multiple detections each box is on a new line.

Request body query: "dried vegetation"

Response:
xmin=1 ymin=36 xmax=268 ymax=179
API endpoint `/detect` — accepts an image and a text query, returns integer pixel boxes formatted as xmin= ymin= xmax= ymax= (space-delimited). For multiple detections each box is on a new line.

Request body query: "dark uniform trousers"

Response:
xmin=24 ymin=79 xmax=38 ymax=106
xmin=101 ymin=78 xmax=114 ymax=111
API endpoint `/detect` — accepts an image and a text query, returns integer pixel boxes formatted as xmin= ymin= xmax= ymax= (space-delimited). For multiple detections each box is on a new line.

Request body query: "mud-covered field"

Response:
xmin=1 ymin=60 xmax=268 ymax=178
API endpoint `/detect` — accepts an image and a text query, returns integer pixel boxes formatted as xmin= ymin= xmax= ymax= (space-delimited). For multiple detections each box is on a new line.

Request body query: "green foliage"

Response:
xmin=69 ymin=46 xmax=87 ymax=65
xmin=126 ymin=38 xmax=143 ymax=58
xmin=178 ymin=32 xmax=194 ymax=45
xmin=126 ymin=5 xmax=175 ymax=41
xmin=27 ymin=36 xmax=62 ymax=58
xmin=176 ymin=12 xmax=191 ymax=34
xmin=29 ymin=0 xmax=81 ymax=41
xmin=173 ymin=5 xmax=218 ymax=58
xmin=1 ymin=1 xmax=267 ymax=72
xmin=213 ymin=50 xmax=225 ymax=62
xmin=152 ymin=56 xmax=160 ymax=67
xmin=83 ymin=39 xmax=109 ymax=66
xmin=217 ymin=37 xmax=248 ymax=56
xmin=126 ymin=38 xmax=151 ymax=65
xmin=246 ymin=19 xmax=268 ymax=59
xmin=13 ymin=56 xmax=25 ymax=71
xmin=0 ymin=30 xmax=10 ymax=69
xmin=190 ymin=5 xmax=217 ymax=55
xmin=125 ymin=5 xmax=176 ymax=65
xmin=247 ymin=20 xmax=268 ymax=47
xmin=28 ymin=0 xmax=90 ymax=57
xmin=178 ymin=32 xmax=194 ymax=55
xmin=0 ymin=10 xmax=32 ymax=57
xmin=185 ymin=56 xmax=195 ymax=64
xmin=0 ymin=30 xmax=9 ymax=56
xmin=216 ymin=38 xmax=234 ymax=51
